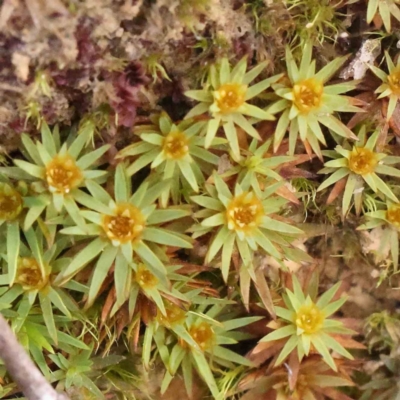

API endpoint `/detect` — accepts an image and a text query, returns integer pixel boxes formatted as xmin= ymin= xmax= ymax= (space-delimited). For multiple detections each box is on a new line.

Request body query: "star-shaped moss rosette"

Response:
xmin=190 ymin=174 xmax=307 ymax=311
xmin=117 ymin=112 xmax=222 ymax=207
xmin=146 ymin=302 xmax=259 ymax=399
xmin=57 ymin=164 xmax=193 ymax=307
xmin=260 ymin=276 xmax=354 ymax=371
xmin=0 ymin=227 xmax=83 ymax=344
xmin=358 ymin=201 xmax=400 ymax=270
xmin=369 ymin=51 xmax=400 ymax=121
xmin=49 ymin=346 xmax=104 ymax=398
xmin=367 ymin=0 xmax=400 ymax=32
xmin=142 ymin=301 xmax=200 ymax=370
xmin=223 ymin=138 xmax=296 ymax=198
xmin=191 ymin=174 xmax=303 ymax=280
xmin=317 ymin=127 xmax=400 ymax=217
xmin=108 ymin=262 xmax=192 ymax=319
xmin=185 ymin=57 xmax=280 ymax=161
xmin=0 ymin=122 xmax=110 ymax=235
xmin=270 ymin=41 xmax=360 ymax=158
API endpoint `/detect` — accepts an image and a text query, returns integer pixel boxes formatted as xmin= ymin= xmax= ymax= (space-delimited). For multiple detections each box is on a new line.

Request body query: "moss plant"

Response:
xmin=145 ymin=302 xmax=260 ymax=399
xmin=0 ymin=228 xmax=82 ymax=343
xmin=109 ymin=262 xmax=195 ymax=319
xmin=358 ymin=201 xmax=400 ymax=270
xmin=191 ymin=174 xmax=303 ymax=282
xmin=118 ymin=112 xmax=222 ymax=207
xmin=260 ymin=277 xmax=354 ymax=371
xmin=369 ymin=51 xmax=400 ymax=120
xmin=185 ymin=57 xmax=280 ymax=161
xmin=287 ymin=0 xmax=346 ymax=45
xmin=225 ymin=138 xmax=295 ymax=197
xmin=318 ymin=127 xmax=400 ymax=216
xmin=270 ymin=41 xmax=360 ymax=158
xmin=49 ymin=347 xmax=104 ymax=398
xmin=190 ymin=173 xmax=309 ymax=310
xmin=0 ymin=122 xmax=110 ymax=236
xmin=57 ymin=164 xmax=192 ymax=306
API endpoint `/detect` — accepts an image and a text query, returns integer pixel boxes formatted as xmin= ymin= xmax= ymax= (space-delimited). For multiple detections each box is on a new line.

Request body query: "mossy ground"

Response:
xmin=1 ymin=0 xmax=400 ymax=399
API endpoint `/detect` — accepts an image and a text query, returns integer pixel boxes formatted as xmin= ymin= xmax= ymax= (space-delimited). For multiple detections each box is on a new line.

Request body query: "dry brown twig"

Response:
xmin=0 ymin=313 xmax=69 ymax=400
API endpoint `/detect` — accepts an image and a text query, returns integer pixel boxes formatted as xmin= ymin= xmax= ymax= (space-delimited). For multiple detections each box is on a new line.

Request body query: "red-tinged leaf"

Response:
xmin=186 ymin=281 xmax=219 ymax=297
xmin=130 ymin=319 xmax=141 ymax=353
xmin=280 ymin=165 xmax=318 ymax=179
xmin=347 ymin=92 xmax=381 ymax=130
xmin=276 ymin=185 xmax=300 ymax=204
xmin=136 ymin=296 xmax=157 ymax=325
xmin=303 ymin=140 xmax=314 ymax=159
xmin=274 ymin=139 xmax=290 ymax=155
xmin=243 ymin=318 xmax=271 ymax=339
xmin=336 ymin=358 xmax=364 ymax=379
xmin=232 ymin=247 xmax=241 ymax=271
xmin=254 ymin=269 xmax=276 ymax=319
xmin=285 ymin=153 xmax=316 ymax=167
xmin=288 ymin=350 xmax=300 ymax=391
xmin=237 ymin=369 xmax=265 ymax=391
xmin=237 ymin=126 xmax=249 ymax=150
xmin=376 ymin=122 xmax=389 ymax=153
xmin=116 ymin=307 xmax=130 ymax=338
xmin=372 ymin=12 xmax=383 ymax=30
xmin=331 ymin=335 xmax=366 ymax=349
xmin=327 ymin=177 xmax=347 ymax=205
xmin=101 ymin=287 xmax=116 ymax=325
xmin=247 ymin=340 xmax=285 ymax=366
xmin=347 ymin=96 xmax=368 ymax=107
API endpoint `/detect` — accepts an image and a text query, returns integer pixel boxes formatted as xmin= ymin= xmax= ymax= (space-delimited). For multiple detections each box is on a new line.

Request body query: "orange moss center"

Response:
xmin=46 ymin=154 xmax=83 ymax=194
xmin=162 ymin=131 xmax=189 ymax=160
xmin=102 ymin=203 xmax=145 ymax=246
xmin=295 ymin=303 xmax=325 ymax=334
xmin=348 ymin=147 xmax=378 ymax=175
xmin=388 ymin=67 xmax=400 ymax=95
xmin=293 ymin=78 xmax=323 ymax=114
xmin=387 ymin=204 xmax=400 ymax=228
xmin=189 ymin=322 xmax=215 ymax=350
xmin=15 ymin=257 xmax=48 ymax=291
xmin=226 ymin=192 xmax=264 ymax=234
xmin=0 ymin=183 xmax=23 ymax=221
xmin=157 ymin=303 xmax=186 ymax=327
xmin=214 ymin=83 xmax=247 ymax=114
xmin=135 ymin=264 xmax=158 ymax=289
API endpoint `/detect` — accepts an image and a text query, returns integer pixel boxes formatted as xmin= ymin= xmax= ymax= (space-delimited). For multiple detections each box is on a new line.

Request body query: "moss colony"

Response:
xmin=3 ymin=0 xmax=400 ymax=399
